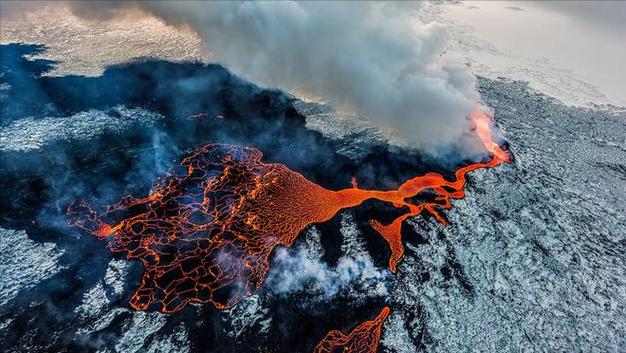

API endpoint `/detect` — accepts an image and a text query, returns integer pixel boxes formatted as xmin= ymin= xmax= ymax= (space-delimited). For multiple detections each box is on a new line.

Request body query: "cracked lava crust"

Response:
xmin=67 ymin=112 xmax=511 ymax=314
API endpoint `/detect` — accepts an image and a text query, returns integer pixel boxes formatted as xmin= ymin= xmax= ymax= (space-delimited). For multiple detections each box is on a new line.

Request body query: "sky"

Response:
xmin=434 ymin=1 xmax=626 ymax=107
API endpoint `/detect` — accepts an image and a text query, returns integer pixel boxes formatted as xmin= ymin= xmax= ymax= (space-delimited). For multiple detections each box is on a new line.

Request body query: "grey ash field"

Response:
xmin=0 ymin=44 xmax=625 ymax=352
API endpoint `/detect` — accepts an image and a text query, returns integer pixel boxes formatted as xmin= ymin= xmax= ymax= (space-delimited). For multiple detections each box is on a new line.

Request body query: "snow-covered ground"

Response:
xmin=0 ymin=106 xmax=162 ymax=152
xmin=0 ymin=227 xmax=65 ymax=307
xmin=0 ymin=6 xmax=206 ymax=77
xmin=379 ymin=77 xmax=626 ymax=352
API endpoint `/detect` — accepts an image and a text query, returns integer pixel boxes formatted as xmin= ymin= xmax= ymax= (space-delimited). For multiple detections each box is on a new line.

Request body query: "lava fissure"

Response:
xmin=67 ymin=112 xmax=510 ymax=313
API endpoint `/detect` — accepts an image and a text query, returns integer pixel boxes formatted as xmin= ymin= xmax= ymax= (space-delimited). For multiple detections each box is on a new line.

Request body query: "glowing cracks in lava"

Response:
xmin=68 ymin=112 xmax=510 ymax=313
xmin=313 ymin=307 xmax=390 ymax=353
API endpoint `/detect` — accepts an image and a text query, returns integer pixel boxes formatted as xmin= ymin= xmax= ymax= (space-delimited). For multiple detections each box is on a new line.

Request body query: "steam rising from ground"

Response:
xmin=266 ymin=223 xmax=389 ymax=300
xmin=30 ymin=1 xmax=484 ymax=151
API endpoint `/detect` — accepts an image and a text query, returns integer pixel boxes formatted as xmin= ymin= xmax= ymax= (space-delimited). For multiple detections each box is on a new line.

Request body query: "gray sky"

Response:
xmin=531 ymin=1 xmax=626 ymax=36
xmin=437 ymin=1 xmax=626 ymax=107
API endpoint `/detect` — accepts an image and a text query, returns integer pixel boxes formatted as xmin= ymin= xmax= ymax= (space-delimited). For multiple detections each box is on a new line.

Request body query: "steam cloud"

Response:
xmin=264 ymin=217 xmax=390 ymax=302
xmin=62 ymin=1 xmax=483 ymax=151
xmin=267 ymin=247 xmax=388 ymax=299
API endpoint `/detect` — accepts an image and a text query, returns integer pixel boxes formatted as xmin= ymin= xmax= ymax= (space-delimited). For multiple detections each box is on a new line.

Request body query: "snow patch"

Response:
xmin=0 ymin=106 xmax=162 ymax=152
xmin=0 ymin=227 xmax=65 ymax=307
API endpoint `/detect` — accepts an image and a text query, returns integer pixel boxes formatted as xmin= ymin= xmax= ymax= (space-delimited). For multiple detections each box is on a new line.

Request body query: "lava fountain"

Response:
xmin=67 ymin=111 xmax=510 ymax=313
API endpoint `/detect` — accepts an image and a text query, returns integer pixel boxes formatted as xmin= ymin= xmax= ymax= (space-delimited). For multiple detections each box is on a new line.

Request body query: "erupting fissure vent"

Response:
xmin=313 ymin=307 xmax=390 ymax=353
xmin=67 ymin=112 xmax=510 ymax=313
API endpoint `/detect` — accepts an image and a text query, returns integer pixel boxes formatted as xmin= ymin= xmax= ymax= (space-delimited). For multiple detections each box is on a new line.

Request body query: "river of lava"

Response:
xmin=67 ymin=112 xmax=510 ymax=313
xmin=313 ymin=307 xmax=390 ymax=353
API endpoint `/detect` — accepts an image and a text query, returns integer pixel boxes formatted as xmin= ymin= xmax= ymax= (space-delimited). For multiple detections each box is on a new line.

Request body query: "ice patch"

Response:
xmin=75 ymin=258 xmax=130 ymax=320
xmin=294 ymin=100 xmax=390 ymax=160
xmin=386 ymin=78 xmax=626 ymax=352
xmin=381 ymin=310 xmax=418 ymax=353
xmin=0 ymin=106 xmax=162 ymax=152
xmin=0 ymin=227 xmax=65 ymax=307
xmin=0 ymin=6 xmax=205 ymax=77
xmin=144 ymin=323 xmax=190 ymax=353
xmin=223 ymin=295 xmax=272 ymax=341
xmin=110 ymin=312 xmax=167 ymax=353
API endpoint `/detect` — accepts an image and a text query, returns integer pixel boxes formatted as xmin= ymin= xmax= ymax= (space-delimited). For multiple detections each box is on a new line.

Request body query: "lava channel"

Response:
xmin=313 ymin=307 xmax=390 ymax=353
xmin=67 ymin=112 xmax=510 ymax=313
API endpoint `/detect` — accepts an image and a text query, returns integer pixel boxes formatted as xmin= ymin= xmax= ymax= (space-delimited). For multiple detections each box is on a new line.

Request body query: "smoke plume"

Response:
xmin=63 ymin=1 xmax=483 ymax=151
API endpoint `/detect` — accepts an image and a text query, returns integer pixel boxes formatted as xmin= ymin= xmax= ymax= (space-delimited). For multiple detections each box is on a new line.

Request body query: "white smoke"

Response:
xmin=65 ymin=1 xmax=483 ymax=152
xmin=267 ymin=247 xmax=388 ymax=298
xmin=266 ymin=219 xmax=389 ymax=299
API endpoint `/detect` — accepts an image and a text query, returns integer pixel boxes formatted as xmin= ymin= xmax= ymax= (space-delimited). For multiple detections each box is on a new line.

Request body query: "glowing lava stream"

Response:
xmin=68 ymin=111 xmax=510 ymax=313
xmin=314 ymin=307 xmax=390 ymax=353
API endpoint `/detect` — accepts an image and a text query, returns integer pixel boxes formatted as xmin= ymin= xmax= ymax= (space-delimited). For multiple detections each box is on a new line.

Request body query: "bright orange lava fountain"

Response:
xmin=67 ymin=112 xmax=510 ymax=313
xmin=313 ymin=307 xmax=390 ymax=353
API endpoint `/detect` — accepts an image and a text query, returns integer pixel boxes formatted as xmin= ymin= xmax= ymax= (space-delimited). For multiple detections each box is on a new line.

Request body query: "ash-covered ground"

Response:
xmin=1 ymin=44 xmax=625 ymax=352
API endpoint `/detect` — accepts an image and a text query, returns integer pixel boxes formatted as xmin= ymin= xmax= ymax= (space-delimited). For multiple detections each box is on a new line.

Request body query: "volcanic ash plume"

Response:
xmin=67 ymin=1 xmax=482 ymax=152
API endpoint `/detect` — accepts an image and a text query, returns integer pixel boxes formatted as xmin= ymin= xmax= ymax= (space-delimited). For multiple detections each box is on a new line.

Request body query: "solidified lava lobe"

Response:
xmin=313 ymin=307 xmax=390 ymax=353
xmin=67 ymin=112 xmax=510 ymax=313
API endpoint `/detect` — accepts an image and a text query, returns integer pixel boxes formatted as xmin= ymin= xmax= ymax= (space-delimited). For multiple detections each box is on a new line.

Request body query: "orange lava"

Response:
xmin=67 ymin=111 xmax=510 ymax=313
xmin=313 ymin=307 xmax=390 ymax=353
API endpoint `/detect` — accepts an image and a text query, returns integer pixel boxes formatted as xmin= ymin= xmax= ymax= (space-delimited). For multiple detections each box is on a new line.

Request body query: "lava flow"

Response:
xmin=313 ymin=307 xmax=390 ymax=353
xmin=67 ymin=112 xmax=510 ymax=313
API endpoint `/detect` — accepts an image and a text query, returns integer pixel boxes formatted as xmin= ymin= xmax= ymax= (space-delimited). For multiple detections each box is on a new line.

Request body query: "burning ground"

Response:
xmin=1 ymin=44 xmax=625 ymax=352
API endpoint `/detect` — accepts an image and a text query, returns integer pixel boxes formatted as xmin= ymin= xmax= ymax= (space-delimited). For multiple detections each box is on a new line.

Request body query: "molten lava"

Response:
xmin=67 ymin=112 xmax=510 ymax=313
xmin=313 ymin=307 xmax=390 ymax=353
